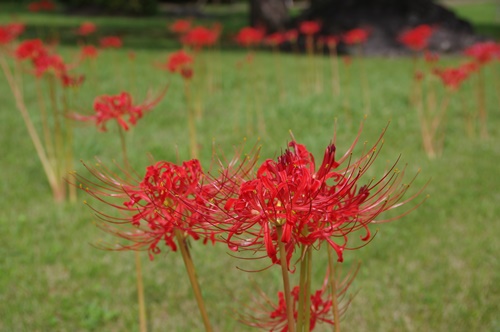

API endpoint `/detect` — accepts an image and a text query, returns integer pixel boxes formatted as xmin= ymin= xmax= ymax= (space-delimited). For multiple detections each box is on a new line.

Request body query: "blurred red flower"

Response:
xmin=73 ymin=91 xmax=163 ymax=131
xmin=163 ymin=49 xmax=194 ymax=80
xmin=235 ymin=26 xmax=265 ymax=48
xmin=100 ymin=36 xmax=122 ymax=49
xmin=433 ymin=63 xmax=474 ymax=90
xmin=28 ymin=0 xmax=55 ymax=12
xmin=342 ymin=28 xmax=369 ymax=45
xmin=398 ymin=24 xmax=435 ymax=51
xmin=464 ymin=41 xmax=500 ymax=64
xmin=77 ymin=21 xmax=97 ymax=36
xmin=181 ymin=26 xmax=218 ymax=49
xmin=299 ymin=21 xmax=321 ymax=35
xmin=0 ymin=23 xmax=25 ymax=45
xmin=264 ymin=32 xmax=285 ymax=47
xmin=169 ymin=19 xmax=191 ymax=35
xmin=80 ymin=45 xmax=98 ymax=60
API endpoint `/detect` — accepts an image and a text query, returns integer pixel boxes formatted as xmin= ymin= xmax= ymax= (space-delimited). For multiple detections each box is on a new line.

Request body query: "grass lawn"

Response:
xmin=1 ymin=1 xmax=499 ymax=331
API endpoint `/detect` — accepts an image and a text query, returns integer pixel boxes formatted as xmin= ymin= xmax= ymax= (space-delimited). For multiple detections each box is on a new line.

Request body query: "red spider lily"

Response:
xmin=0 ymin=23 xmax=25 ymax=45
xmin=73 ymin=91 xmax=164 ymax=131
xmin=433 ymin=63 xmax=474 ymax=90
xmin=239 ymin=267 xmax=359 ymax=332
xmin=424 ymin=51 xmax=439 ymax=63
xmin=414 ymin=70 xmax=424 ymax=82
xmin=324 ymin=35 xmax=339 ymax=49
xmin=162 ymin=49 xmax=194 ymax=79
xmin=169 ymin=19 xmax=191 ymax=35
xmin=15 ymin=39 xmax=46 ymax=60
xmin=264 ymin=33 xmax=286 ymax=47
xmin=342 ymin=28 xmax=369 ymax=45
xmin=77 ymin=21 xmax=96 ymax=36
xmin=235 ymin=26 xmax=265 ymax=48
xmin=464 ymin=41 xmax=500 ymax=64
xmin=398 ymin=24 xmax=435 ymax=51
xmin=80 ymin=45 xmax=98 ymax=60
xmin=181 ymin=26 xmax=218 ymax=49
xmin=32 ymin=53 xmax=66 ymax=77
xmin=28 ymin=0 xmax=55 ymax=12
xmin=299 ymin=21 xmax=321 ymax=36
xmin=74 ymin=159 xmax=218 ymax=259
xmin=61 ymin=73 xmax=85 ymax=87
xmin=219 ymin=126 xmax=424 ymax=268
xmin=100 ymin=36 xmax=122 ymax=49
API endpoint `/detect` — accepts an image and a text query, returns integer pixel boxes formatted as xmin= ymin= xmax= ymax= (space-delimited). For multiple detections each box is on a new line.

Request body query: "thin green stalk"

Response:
xmin=296 ymin=246 xmax=308 ymax=331
xmin=276 ymin=226 xmax=295 ymax=332
xmin=327 ymin=247 xmax=341 ymax=332
xmin=304 ymin=248 xmax=312 ymax=332
xmin=174 ymin=229 xmax=213 ymax=332
xmin=0 ymin=55 xmax=61 ymax=200
xmin=135 ymin=251 xmax=147 ymax=332
xmin=184 ymin=79 xmax=199 ymax=159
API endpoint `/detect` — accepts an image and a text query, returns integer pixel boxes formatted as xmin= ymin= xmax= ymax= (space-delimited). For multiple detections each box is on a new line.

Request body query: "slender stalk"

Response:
xmin=327 ymin=246 xmax=341 ymax=332
xmin=296 ymin=246 xmax=308 ymax=331
xmin=0 ymin=55 xmax=61 ymax=200
xmin=184 ymin=79 xmax=199 ymax=159
xmin=118 ymin=126 xmax=147 ymax=332
xmin=135 ymin=251 xmax=147 ymax=332
xmin=329 ymin=45 xmax=340 ymax=96
xmin=174 ymin=229 xmax=213 ymax=332
xmin=276 ymin=226 xmax=295 ymax=332
xmin=303 ymin=248 xmax=312 ymax=332
xmin=357 ymin=46 xmax=371 ymax=114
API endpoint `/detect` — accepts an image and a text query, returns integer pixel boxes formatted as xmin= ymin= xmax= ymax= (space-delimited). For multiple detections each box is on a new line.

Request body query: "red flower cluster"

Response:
xmin=220 ymin=129 xmax=421 ymax=268
xmin=73 ymin=91 xmax=163 ymax=131
xmin=164 ymin=49 xmax=194 ymax=79
xmin=299 ymin=21 xmax=321 ymax=35
xmin=100 ymin=36 xmax=122 ymax=49
xmin=464 ymin=41 xmax=500 ymax=64
xmin=242 ymin=285 xmax=334 ymax=332
xmin=28 ymin=0 xmax=55 ymax=12
xmin=398 ymin=24 xmax=435 ymax=51
xmin=77 ymin=21 xmax=97 ymax=36
xmin=342 ymin=28 xmax=369 ymax=45
xmin=264 ymin=33 xmax=286 ymax=47
xmin=0 ymin=23 xmax=25 ymax=46
xmin=15 ymin=39 xmax=82 ymax=84
xmin=170 ymin=19 xmax=191 ymax=35
xmin=181 ymin=26 xmax=218 ymax=49
xmin=80 ymin=45 xmax=99 ymax=60
xmin=433 ymin=62 xmax=477 ymax=90
xmin=235 ymin=27 xmax=265 ymax=48
xmin=75 ymin=158 xmax=219 ymax=259
xmin=284 ymin=29 xmax=298 ymax=43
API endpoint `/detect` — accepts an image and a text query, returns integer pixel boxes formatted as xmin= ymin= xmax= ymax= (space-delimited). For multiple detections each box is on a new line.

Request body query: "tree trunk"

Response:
xmin=250 ymin=0 xmax=289 ymax=33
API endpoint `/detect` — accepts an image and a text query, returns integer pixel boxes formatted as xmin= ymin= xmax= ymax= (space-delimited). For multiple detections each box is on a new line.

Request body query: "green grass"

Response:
xmin=1 ymin=2 xmax=499 ymax=332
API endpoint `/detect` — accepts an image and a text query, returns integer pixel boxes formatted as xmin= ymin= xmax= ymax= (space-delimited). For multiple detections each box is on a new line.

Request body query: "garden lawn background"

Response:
xmin=1 ymin=2 xmax=499 ymax=331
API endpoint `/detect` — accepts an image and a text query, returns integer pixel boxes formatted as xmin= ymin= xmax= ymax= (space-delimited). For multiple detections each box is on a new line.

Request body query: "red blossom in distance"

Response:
xmin=235 ymin=26 xmax=265 ymax=48
xmin=464 ymin=41 xmax=500 ymax=64
xmin=170 ymin=19 xmax=192 ymax=34
xmin=77 ymin=21 xmax=97 ymax=36
xmin=0 ymin=23 xmax=25 ymax=45
xmin=100 ymin=36 xmax=122 ymax=49
xmin=299 ymin=21 xmax=321 ymax=35
xmin=398 ymin=24 xmax=435 ymax=51
xmin=181 ymin=26 xmax=218 ymax=49
xmin=342 ymin=28 xmax=369 ymax=45
xmin=164 ymin=49 xmax=194 ymax=79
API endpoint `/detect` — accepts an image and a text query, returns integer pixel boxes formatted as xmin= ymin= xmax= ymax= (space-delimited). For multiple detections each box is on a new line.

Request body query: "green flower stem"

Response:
xmin=304 ymin=248 xmax=312 ymax=332
xmin=135 ymin=251 xmax=147 ymax=332
xmin=327 ymin=246 xmax=341 ymax=332
xmin=184 ymin=79 xmax=199 ymax=159
xmin=174 ymin=229 xmax=213 ymax=332
xmin=277 ymin=226 xmax=296 ymax=332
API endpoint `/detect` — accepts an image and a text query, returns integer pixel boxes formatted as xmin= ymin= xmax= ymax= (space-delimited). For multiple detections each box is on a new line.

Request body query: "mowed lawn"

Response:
xmin=0 ymin=2 xmax=499 ymax=331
